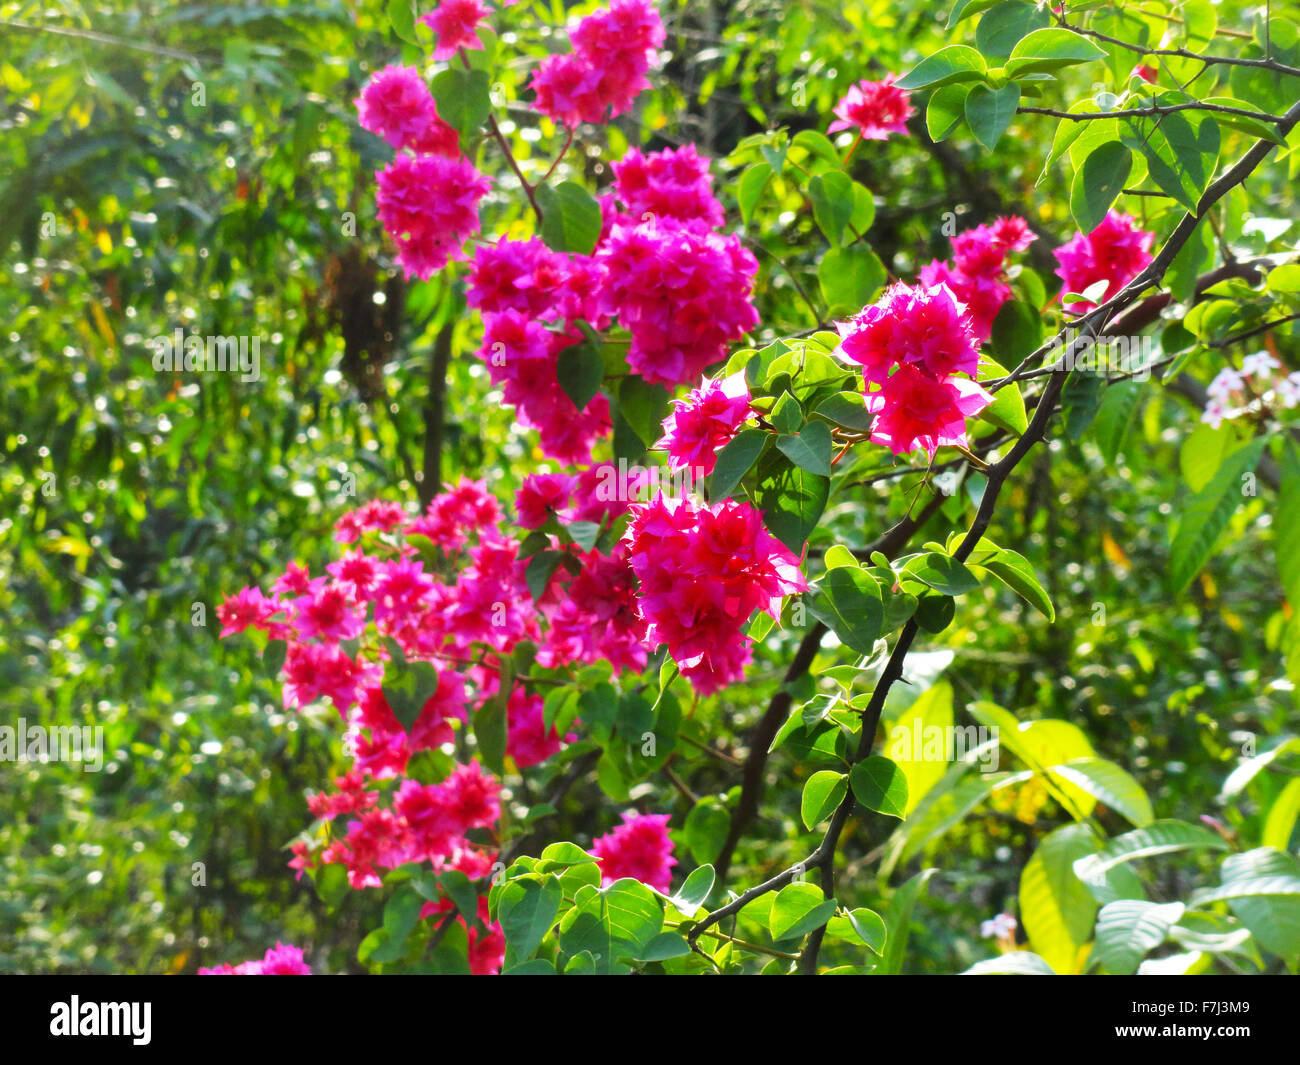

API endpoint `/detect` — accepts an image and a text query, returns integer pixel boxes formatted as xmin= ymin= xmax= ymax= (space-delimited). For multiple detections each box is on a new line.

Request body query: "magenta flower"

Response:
xmin=828 ymin=75 xmax=913 ymax=140
xmin=1053 ymin=210 xmax=1155 ymax=311
xmin=421 ymin=0 xmax=491 ymax=61
xmin=591 ymin=812 xmax=677 ymax=893
xmin=866 ymin=364 xmax=992 ymax=458
xmin=657 ymin=371 xmax=753 ymax=474
xmin=375 ymin=154 xmax=491 ymax=280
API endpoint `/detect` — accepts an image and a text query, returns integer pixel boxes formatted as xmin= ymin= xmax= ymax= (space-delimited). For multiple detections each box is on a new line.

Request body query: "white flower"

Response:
xmin=980 ymin=913 xmax=1018 ymax=939
xmin=1201 ymin=400 xmax=1227 ymax=429
xmin=1275 ymin=373 xmax=1300 ymax=409
xmin=1241 ymin=351 xmax=1281 ymax=379
xmin=1207 ymin=368 xmax=1243 ymax=401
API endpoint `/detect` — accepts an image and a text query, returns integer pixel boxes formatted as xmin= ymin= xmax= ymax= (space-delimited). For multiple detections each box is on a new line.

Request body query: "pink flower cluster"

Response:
xmin=375 ymin=153 xmax=492 ymax=281
xmin=828 ymin=75 xmax=913 ymax=140
xmin=1053 ymin=210 xmax=1154 ymax=312
xmin=529 ymin=0 xmax=665 ymax=126
xmin=420 ymin=0 xmax=491 ymax=61
xmin=591 ymin=812 xmax=677 ymax=894
xmin=217 ymin=478 xmax=655 ymax=972
xmin=357 ymin=60 xmax=492 ymax=280
xmin=835 ymin=282 xmax=993 ymax=458
xmin=920 ymin=216 xmax=1036 ymax=341
xmin=199 ymin=942 xmax=311 ymax=976
xmin=1203 ymin=352 xmax=1300 ymax=427
xmin=513 ymin=467 xmax=653 ymax=675
xmin=470 ymin=240 xmax=611 ymax=464
xmin=624 ymin=494 xmax=806 ymax=693
xmin=355 ymin=65 xmax=460 ymax=157
xmin=656 ymin=371 xmax=753 ymax=474
xmin=468 ymin=141 xmax=757 ymax=456
xmin=597 ymin=148 xmax=759 ymax=386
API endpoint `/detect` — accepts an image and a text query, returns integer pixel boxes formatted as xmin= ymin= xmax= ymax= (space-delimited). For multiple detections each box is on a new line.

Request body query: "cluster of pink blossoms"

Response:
xmin=215 ymin=477 xmax=659 ymax=973
xmin=530 ymin=0 xmax=664 ymax=126
xmin=596 ymin=145 xmax=760 ymax=386
xmin=1053 ymin=209 xmax=1154 ymax=311
xmin=920 ymin=216 xmax=1037 ymax=341
xmin=590 ymin=812 xmax=677 ymax=894
xmin=355 ymin=64 xmax=460 ymax=157
xmin=828 ymin=75 xmax=913 ymax=140
xmin=468 ymin=142 xmax=758 ymax=459
xmin=835 ymin=282 xmax=993 ymax=459
xmin=513 ymin=468 xmax=652 ymax=675
xmin=470 ymin=240 xmax=611 ymax=464
xmin=624 ymin=494 xmax=806 ymax=694
xmin=656 ymin=371 xmax=754 ymax=475
xmin=420 ymin=0 xmax=493 ymax=62
xmin=199 ymin=942 xmax=311 ymax=976
xmin=357 ymin=57 xmax=491 ymax=279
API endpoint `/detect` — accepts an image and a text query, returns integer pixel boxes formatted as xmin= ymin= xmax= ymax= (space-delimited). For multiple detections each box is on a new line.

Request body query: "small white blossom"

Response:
xmin=1241 ymin=351 xmax=1281 ymax=379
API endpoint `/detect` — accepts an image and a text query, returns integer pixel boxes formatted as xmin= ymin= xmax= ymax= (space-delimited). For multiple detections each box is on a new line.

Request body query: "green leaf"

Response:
xmin=387 ymin=0 xmax=417 ymax=45
xmin=1263 ymin=778 xmax=1300 ymax=852
xmin=927 ymin=83 xmax=970 ymax=141
xmin=976 ymin=547 xmax=1055 ymax=621
xmin=818 ymin=244 xmax=886 ymax=315
xmin=603 ymin=878 xmax=664 ymax=954
xmin=618 ymin=376 xmax=672 ymax=447
xmin=878 ymin=868 xmax=934 ymax=974
xmin=776 ymin=421 xmax=833 ymax=476
xmin=976 ymin=1 xmax=1050 ymax=58
xmin=1090 ymin=378 xmax=1142 ymax=467
xmin=807 ymin=564 xmax=884 ymax=654
xmin=1201 ymin=97 xmax=1286 ymax=145
xmin=792 ymin=129 xmax=841 ymax=165
xmin=770 ymin=882 xmax=838 ymax=941
xmin=380 ymin=645 xmax=440 ymax=734
xmin=1166 ymin=437 xmax=1265 ymax=595
xmin=429 ymin=67 xmax=491 ymax=142
xmin=635 ymin=931 xmax=692 ymax=962
xmin=1121 ymin=107 xmax=1220 ymax=214
xmin=1178 ymin=420 xmax=1236 ymax=493
xmin=814 ymin=391 xmax=872 ymax=433
xmin=684 ymin=800 xmax=730 ymax=865
xmin=1006 ymin=28 xmax=1106 ymax=77
xmin=536 ymin=181 xmax=602 ymax=254
xmin=525 ymin=549 xmax=564 ymax=600
xmin=556 ymin=341 xmax=604 ymax=411
xmin=475 ymin=654 xmax=512 ymax=774
xmin=1213 ymin=848 xmax=1300 ymax=959
xmin=672 ymin=865 xmax=716 ymax=913
xmin=903 ymin=551 xmax=980 ymax=596
xmin=752 ymin=452 xmax=829 ymax=553
xmin=976 ymin=354 xmax=1028 ymax=436
xmin=1048 ymin=757 xmax=1154 ymax=827
xmin=896 ymin=46 xmax=988 ymax=91
xmin=498 ymin=876 xmax=563 ymax=967
xmin=709 ymin=428 xmax=766 ymax=501
xmin=1278 ymin=442 xmax=1300 ymax=606
xmin=965 ymin=83 xmax=1020 ymax=151
xmin=738 ymin=162 xmax=772 ymax=224
xmin=1095 ymin=900 xmax=1185 ymax=974
xmin=1071 ymin=141 xmax=1132 ymax=234
xmin=1073 ymin=820 xmax=1229 ymax=891
xmin=809 ymin=171 xmax=854 ymax=245
xmin=850 ymin=756 xmax=909 ymax=818
xmin=801 ymin=771 xmax=848 ymax=829
xmin=1020 ymin=824 xmax=1099 ymax=974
